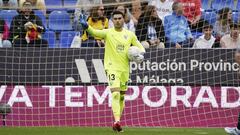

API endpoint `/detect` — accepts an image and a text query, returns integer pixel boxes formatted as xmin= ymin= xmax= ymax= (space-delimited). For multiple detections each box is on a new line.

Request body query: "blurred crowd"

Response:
xmin=0 ymin=0 xmax=239 ymax=48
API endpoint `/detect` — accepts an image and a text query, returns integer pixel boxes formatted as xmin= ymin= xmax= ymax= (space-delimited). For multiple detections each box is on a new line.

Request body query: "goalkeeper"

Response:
xmin=80 ymin=10 xmax=145 ymax=132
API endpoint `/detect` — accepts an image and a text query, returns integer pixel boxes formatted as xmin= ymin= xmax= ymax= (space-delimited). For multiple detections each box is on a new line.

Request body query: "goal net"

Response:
xmin=0 ymin=0 xmax=239 ymax=127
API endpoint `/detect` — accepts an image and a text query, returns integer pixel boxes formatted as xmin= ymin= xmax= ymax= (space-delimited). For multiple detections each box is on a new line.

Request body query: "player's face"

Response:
xmin=112 ymin=14 xmax=124 ymax=29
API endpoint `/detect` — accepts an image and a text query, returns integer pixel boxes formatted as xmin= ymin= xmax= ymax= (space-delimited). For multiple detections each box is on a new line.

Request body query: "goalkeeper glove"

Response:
xmin=133 ymin=52 xmax=145 ymax=64
xmin=79 ymin=14 xmax=88 ymax=30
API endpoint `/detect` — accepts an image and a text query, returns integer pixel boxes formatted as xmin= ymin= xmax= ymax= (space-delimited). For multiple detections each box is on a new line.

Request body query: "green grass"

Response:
xmin=0 ymin=127 xmax=226 ymax=135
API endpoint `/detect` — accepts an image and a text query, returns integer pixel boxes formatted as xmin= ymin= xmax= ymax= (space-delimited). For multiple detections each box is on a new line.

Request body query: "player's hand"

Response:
xmin=79 ymin=14 xmax=88 ymax=30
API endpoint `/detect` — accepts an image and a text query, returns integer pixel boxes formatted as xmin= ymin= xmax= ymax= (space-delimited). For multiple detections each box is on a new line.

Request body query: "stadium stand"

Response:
xmin=233 ymin=11 xmax=240 ymax=23
xmin=201 ymin=0 xmax=211 ymax=11
xmin=0 ymin=10 xmax=18 ymax=28
xmin=236 ymin=0 xmax=240 ymax=11
xmin=211 ymin=0 xmax=235 ymax=11
xmin=63 ymin=0 xmax=77 ymax=12
xmin=34 ymin=10 xmax=47 ymax=28
xmin=42 ymin=30 xmax=56 ymax=48
xmin=201 ymin=11 xmax=217 ymax=25
xmin=59 ymin=31 xmax=76 ymax=48
xmin=48 ymin=10 xmax=72 ymax=31
xmin=63 ymin=0 xmax=77 ymax=6
xmin=45 ymin=0 xmax=63 ymax=11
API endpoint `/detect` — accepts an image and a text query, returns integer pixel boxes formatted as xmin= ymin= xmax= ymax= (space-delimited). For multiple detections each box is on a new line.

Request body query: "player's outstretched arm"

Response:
xmin=79 ymin=14 xmax=107 ymax=39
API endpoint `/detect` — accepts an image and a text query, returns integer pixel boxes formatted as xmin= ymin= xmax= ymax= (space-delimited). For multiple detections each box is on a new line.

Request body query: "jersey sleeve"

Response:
xmin=131 ymin=33 xmax=146 ymax=53
xmin=87 ymin=25 xmax=108 ymax=39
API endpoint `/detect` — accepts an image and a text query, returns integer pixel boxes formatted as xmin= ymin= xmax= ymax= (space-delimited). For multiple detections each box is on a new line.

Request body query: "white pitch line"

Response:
xmin=193 ymin=130 xmax=209 ymax=134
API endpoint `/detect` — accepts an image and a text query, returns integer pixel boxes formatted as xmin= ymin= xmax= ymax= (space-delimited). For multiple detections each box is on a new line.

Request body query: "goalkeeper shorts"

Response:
xmin=106 ymin=70 xmax=129 ymax=91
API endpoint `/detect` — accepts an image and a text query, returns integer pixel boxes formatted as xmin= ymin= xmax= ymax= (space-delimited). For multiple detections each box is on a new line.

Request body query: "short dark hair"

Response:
xmin=203 ymin=24 xmax=213 ymax=30
xmin=112 ymin=10 xmax=125 ymax=18
xmin=230 ymin=23 xmax=240 ymax=29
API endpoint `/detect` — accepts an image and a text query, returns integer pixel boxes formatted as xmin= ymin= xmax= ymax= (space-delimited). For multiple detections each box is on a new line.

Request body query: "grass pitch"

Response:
xmin=0 ymin=127 xmax=226 ymax=135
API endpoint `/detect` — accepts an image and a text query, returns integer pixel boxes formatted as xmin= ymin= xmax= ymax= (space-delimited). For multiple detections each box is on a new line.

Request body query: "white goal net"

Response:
xmin=0 ymin=0 xmax=239 ymax=127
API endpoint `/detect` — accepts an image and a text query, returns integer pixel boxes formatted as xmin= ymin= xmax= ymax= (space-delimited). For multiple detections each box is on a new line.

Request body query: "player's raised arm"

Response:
xmin=79 ymin=14 xmax=107 ymax=39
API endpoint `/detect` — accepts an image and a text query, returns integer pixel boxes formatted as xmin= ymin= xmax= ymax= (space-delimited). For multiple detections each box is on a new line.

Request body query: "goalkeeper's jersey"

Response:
xmin=87 ymin=26 xmax=145 ymax=72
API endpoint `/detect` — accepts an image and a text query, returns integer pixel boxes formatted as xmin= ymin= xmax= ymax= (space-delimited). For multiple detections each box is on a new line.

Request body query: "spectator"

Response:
xmin=74 ymin=0 xmax=102 ymax=31
xmin=0 ymin=18 xmax=9 ymax=40
xmin=192 ymin=24 xmax=215 ymax=48
xmin=81 ymin=5 xmax=108 ymax=47
xmin=177 ymin=0 xmax=207 ymax=32
xmin=131 ymin=0 xmax=142 ymax=25
xmin=130 ymin=0 xmax=149 ymax=25
xmin=0 ymin=18 xmax=11 ymax=47
xmin=148 ymin=0 xmax=173 ymax=23
xmin=136 ymin=5 xmax=165 ymax=48
xmin=102 ymin=0 xmax=115 ymax=18
xmin=74 ymin=0 xmax=102 ymax=17
xmin=220 ymin=23 xmax=240 ymax=49
xmin=14 ymin=22 xmax=48 ymax=47
xmin=214 ymin=8 xmax=233 ymax=40
xmin=0 ymin=0 xmax=18 ymax=9
xmin=19 ymin=0 xmax=46 ymax=15
xmin=109 ymin=5 xmax=135 ymax=33
xmin=164 ymin=1 xmax=193 ymax=48
xmin=9 ymin=1 xmax=47 ymax=47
